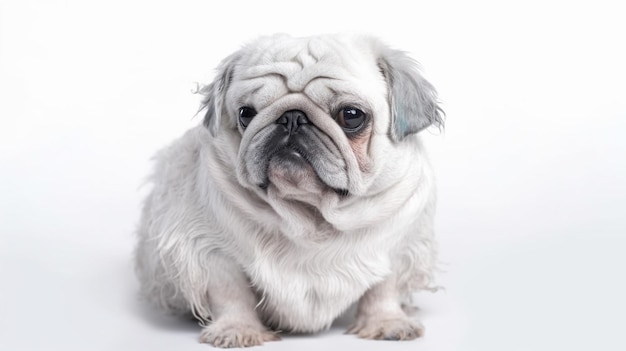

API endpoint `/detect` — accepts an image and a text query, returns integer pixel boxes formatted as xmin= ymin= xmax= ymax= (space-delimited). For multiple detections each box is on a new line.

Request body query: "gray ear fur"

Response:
xmin=200 ymin=53 xmax=240 ymax=136
xmin=378 ymin=50 xmax=444 ymax=141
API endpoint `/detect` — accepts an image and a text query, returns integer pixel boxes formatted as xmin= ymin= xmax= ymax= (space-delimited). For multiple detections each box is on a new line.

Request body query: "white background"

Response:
xmin=1 ymin=1 xmax=625 ymax=350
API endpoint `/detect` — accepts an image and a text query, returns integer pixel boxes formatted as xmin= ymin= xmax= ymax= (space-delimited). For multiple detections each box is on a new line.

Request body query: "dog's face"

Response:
xmin=201 ymin=34 xmax=442 ymax=205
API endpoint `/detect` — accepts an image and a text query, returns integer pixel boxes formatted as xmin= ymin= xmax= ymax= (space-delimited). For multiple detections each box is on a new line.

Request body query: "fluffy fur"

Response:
xmin=135 ymin=33 xmax=442 ymax=348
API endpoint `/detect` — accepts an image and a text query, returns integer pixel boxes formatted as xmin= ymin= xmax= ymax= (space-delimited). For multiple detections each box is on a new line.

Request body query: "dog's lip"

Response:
xmin=334 ymin=188 xmax=350 ymax=197
xmin=257 ymin=178 xmax=349 ymax=198
xmin=257 ymin=181 xmax=349 ymax=198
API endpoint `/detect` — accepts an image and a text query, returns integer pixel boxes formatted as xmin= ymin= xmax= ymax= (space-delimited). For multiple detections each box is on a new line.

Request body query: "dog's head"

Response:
xmin=201 ymin=34 xmax=442 ymax=203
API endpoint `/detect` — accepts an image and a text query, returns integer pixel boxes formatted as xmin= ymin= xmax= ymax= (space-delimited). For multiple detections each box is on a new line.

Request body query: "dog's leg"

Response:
xmin=346 ymin=275 xmax=424 ymax=340
xmin=199 ymin=253 xmax=280 ymax=348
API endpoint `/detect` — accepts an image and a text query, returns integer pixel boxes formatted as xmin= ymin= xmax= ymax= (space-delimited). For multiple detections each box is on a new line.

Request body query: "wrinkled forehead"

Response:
xmin=227 ymin=35 xmax=386 ymax=109
xmin=241 ymin=37 xmax=369 ymax=72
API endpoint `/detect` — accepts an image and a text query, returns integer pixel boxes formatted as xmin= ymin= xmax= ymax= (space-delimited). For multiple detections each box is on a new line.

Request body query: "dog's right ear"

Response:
xmin=200 ymin=53 xmax=240 ymax=136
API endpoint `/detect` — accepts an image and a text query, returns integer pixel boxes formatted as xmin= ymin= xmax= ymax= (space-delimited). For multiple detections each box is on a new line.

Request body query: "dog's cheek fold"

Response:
xmin=347 ymin=125 xmax=373 ymax=173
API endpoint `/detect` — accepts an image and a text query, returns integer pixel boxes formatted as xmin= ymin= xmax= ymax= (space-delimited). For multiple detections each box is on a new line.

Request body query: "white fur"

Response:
xmin=135 ymin=33 xmax=440 ymax=347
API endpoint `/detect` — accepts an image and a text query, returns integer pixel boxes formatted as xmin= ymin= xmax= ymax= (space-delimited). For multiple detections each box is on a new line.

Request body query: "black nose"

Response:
xmin=276 ymin=110 xmax=309 ymax=134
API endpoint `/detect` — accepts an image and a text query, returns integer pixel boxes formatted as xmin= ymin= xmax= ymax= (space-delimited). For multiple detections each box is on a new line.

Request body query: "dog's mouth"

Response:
xmin=245 ymin=115 xmax=350 ymax=199
xmin=258 ymin=144 xmax=349 ymax=198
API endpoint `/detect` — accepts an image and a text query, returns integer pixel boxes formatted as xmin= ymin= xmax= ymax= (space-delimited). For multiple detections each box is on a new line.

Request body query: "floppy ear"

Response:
xmin=378 ymin=49 xmax=444 ymax=141
xmin=200 ymin=53 xmax=240 ymax=136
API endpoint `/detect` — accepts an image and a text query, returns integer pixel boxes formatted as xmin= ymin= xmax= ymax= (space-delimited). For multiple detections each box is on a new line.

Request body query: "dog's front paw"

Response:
xmin=199 ymin=319 xmax=280 ymax=348
xmin=346 ymin=315 xmax=424 ymax=340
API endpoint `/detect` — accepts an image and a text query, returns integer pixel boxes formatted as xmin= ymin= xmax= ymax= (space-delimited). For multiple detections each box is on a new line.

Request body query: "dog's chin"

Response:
xmin=264 ymin=152 xmax=347 ymax=200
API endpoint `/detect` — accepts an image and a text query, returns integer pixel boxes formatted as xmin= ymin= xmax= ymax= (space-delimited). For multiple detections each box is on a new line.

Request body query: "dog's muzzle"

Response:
xmin=255 ymin=109 xmax=350 ymax=197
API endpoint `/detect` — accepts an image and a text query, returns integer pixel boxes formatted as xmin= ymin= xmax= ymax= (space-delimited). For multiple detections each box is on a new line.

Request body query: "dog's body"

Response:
xmin=135 ymin=33 xmax=442 ymax=347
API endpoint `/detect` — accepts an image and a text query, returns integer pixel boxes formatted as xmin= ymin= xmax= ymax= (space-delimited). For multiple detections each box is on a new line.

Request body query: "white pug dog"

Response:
xmin=135 ymin=33 xmax=443 ymax=348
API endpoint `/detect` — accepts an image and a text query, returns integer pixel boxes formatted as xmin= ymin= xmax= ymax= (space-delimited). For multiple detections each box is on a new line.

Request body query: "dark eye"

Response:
xmin=337 ymin=107 xmax=366 ymax=132
xmin=238 ymin=107 xmax=257 ymax=128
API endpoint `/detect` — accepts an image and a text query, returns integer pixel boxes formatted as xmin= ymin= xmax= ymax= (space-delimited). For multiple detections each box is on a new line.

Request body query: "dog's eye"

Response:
xmin=238 ymin=107 xmax=257 ymax=128
xmin=337 ymin=107 xmax=366 ymax=132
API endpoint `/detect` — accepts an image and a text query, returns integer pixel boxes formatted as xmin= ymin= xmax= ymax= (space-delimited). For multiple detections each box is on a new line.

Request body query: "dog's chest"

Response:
xmin=246 ymin=238 xmax=391 ymax=332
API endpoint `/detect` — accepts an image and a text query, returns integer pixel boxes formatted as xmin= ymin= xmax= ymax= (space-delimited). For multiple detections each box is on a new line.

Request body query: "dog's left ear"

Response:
xmin=378 ymin=49 xmax=444 ymax=141
xmin=200 ymin=53 xmax=240 ymax=136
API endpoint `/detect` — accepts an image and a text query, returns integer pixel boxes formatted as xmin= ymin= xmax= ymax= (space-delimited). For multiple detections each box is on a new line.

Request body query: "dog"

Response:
xmin=135 ymin=33 xmax=443 ymax=348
